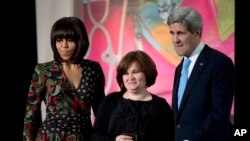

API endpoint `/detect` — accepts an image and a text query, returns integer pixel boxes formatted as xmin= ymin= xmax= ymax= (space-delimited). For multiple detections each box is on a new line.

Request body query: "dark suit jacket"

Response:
xmin=172 ymin=45 xmax=235 ymax=141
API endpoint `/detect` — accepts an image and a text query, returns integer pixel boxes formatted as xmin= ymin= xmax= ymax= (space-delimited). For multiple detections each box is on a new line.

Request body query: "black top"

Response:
xmin=109 ymin=98 xmax=152 ymax=138
xmin=92 ymin=92 xmax=175 ymax=141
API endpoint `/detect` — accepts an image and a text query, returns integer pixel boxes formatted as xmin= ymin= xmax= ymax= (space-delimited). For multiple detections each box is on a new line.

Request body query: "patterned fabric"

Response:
xmin=23 ymin=59 xmax=105 ymax=141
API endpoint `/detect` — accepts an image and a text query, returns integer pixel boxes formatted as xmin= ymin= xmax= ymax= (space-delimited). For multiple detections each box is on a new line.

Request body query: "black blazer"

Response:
xmin=172 ymin=45 xmax=235 ymax=141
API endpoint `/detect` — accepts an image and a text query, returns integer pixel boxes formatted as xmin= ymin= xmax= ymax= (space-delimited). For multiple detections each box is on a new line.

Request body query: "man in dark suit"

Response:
xmin=167 ymin=6 xmax=235 ymax=141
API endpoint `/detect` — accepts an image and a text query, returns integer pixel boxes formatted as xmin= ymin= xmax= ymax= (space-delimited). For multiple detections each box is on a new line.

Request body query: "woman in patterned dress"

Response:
xmin=23 ymin=17 xmax=105 ymax=141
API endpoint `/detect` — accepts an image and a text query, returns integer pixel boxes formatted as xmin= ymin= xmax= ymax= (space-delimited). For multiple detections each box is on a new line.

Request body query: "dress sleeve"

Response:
xmin=91 ymin=62 xmax=105 ymax=116
xmin=23 ymin=64 xmax=46 ymax=141
xmin=151 ymin=97 xmax=175 ymax=141
xmin=160 ymin=99 xmax=175 ymax=141
xmin=92 ymin=94 xmax=119 ymax=141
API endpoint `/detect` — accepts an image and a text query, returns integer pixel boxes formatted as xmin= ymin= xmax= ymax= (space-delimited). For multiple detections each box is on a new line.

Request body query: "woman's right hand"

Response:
xmin=115 ymin=134 xmax=133 ymax=141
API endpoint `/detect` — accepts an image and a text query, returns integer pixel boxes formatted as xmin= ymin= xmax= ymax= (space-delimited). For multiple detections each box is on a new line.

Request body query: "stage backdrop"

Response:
xmin=82 ymin=0 xmax=235 ymax=117
xmin=36 ymin=0 xmax=234 ymax=121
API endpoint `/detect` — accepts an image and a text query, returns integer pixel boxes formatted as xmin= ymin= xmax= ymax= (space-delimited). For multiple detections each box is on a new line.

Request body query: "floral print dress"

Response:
xmin=23 ymin=60 xmax=105 ymax=141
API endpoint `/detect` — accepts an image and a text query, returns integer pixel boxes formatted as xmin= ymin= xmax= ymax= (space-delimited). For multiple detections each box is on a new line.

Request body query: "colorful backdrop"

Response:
xmin=83 ymin=0 xmax=234 ymax=116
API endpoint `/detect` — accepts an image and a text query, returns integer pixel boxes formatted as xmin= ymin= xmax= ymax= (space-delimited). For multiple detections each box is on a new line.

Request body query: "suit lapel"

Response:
xmin=177 ymin=45 xmax=210 ymax=115
xmin=173 ymin=60 xmax=183 ymax=116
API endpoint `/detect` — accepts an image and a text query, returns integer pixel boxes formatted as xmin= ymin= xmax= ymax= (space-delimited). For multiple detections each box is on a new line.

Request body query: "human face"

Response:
xmin=169 ymin=23 xmax=199 ymax=57
xmin=56 ymin=38 xmax=76 ymax=61
xmin=123 ymin=62 xmax=146 ymax=93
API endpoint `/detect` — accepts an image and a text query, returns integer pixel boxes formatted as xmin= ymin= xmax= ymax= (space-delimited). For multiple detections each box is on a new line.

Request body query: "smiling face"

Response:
xmin=169 ymin=23 xmax=200 ymax=57
xmin=56 ymin=38 xmax=76 ymax=61
xmin=122 ymin=62 xmax=147 ymax=93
